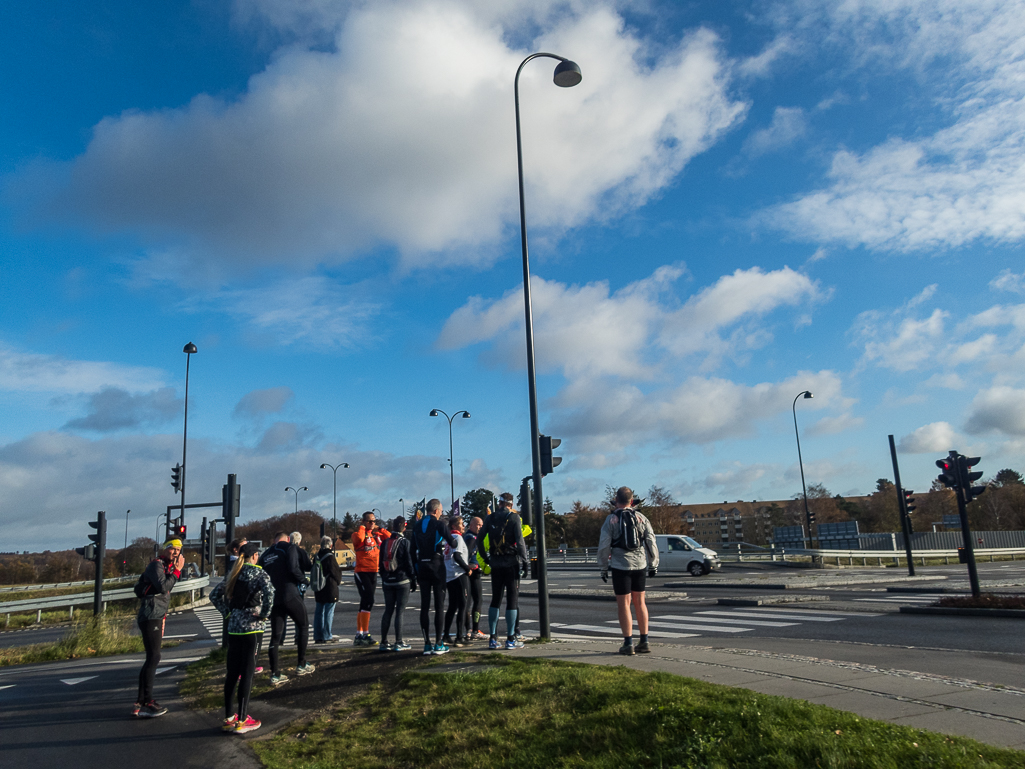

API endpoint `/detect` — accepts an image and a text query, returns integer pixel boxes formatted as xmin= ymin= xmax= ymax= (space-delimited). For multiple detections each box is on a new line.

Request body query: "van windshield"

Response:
xmin=682 ymin=536 xmax=704 ymax=549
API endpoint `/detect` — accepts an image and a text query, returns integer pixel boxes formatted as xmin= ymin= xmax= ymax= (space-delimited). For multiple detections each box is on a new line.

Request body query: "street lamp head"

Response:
xmin=429 ymin=409 xmax=440 ymax=417
xmin=320 ymin=463 xmax=328 ymax=469
xmin=461 ymin=411 xmax=471 ymax=419
xmin=342 ymin=463 xmax=350 ymax=468
xmin=553 ymin=59 xmax=582 ymax=87
xmin=301 ymin=486 xmax=308 ymax=492
xmin=183 ymin=342 xmax=197 ymax=354
xmin=803 ymin=391 xmax=814 ymax=399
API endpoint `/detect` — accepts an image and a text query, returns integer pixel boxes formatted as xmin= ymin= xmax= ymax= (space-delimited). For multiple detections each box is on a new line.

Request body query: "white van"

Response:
xmin=655 ymin=535 xmax=720 ymax=576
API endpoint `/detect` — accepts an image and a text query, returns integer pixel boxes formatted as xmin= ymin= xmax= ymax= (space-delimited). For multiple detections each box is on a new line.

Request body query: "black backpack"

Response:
xmin=229 ymin=575 xmax=262 ymax=610
xmin=610 ymin=509 xmax=640 ymax=551
xmin=491 ymin=513 xmax=518 ymax=556
xmin=381 ymin=537 xmax=403 ymax=573
xmin=133 ymin=573 xmax=151 ymax=599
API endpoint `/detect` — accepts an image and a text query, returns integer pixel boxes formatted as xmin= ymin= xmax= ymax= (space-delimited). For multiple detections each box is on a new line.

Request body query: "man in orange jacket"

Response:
xmin=352 ymin=511 xmax=390 ymax=646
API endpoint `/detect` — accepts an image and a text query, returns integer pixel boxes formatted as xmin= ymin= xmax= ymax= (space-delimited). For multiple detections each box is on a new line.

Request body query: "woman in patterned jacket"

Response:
xmin=210 ymin=542 xmax=274 ymax=734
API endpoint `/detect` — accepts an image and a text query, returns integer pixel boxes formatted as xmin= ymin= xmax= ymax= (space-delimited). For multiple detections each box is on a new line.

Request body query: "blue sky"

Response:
xmin=2 ymin=0 xmax=1024 ymax=551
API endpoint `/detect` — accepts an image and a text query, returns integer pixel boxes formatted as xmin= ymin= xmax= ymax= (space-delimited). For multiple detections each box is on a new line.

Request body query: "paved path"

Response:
xmin=508 ymin=636 xmax=1025 ymax=750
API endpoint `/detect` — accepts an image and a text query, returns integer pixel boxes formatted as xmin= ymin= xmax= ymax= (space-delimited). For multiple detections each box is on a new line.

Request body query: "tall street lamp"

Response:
xmin=398 ymin=498 xmax=404 ymax=521
xmin=514 ymin=52 xmax=582 ymax=640
xmin=792 ymin=391 xmax=814 ymax=534
xmin=179 ymin=342 xmax=197 ymax=534
xmin=122 ymin=509 xmax=131 ymax=576
xmin=429 ymin=409 xmax=470 ymax=511
xmin=285 ymin=486 xmax=308 ymax=531
xmin=320 ymin=462 xmax=350 ymax=536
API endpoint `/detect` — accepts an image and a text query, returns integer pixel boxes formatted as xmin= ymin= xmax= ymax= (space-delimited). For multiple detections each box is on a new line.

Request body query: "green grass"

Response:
xmin=253 ymin=657 xmax=1023 ymax=769
xmin=0 ymin=615 xmax=178 ymax=666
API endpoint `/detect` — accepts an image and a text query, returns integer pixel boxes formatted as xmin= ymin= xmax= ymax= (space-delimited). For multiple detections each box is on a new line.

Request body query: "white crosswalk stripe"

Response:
xmin=194 ymin=606 xmax=299 ymax=646
xmin=552 ymin=607 xmax=861 ymax=641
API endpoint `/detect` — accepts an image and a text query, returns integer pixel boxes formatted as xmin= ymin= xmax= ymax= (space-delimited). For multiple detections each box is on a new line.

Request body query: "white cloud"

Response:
xmin=64 ymin=387 xmax=181 ymax=432
xmin=965 ymin=386 xmax=1025 ymax=436
xmin=186 ymin=276 xmax=380 ymax=349
xmin=898 ymin=421 xmax=958 ymax=453
xmin=807 ymin=412 xmax=864 ymax=436
xmin=9 ymin=2 xmax=745 ymax=276
xmin=742 ymin=106 xmax=807 ymax=157
xmin=990 ymin=269 xmax=1025 ymax=294
xmin=853 ymin=307 xmax=946 ymax=372
xmin=702 ymin=462 xmax=776 ymax=493
xmin=761 ymin=1 xmax=1025 ymax=253
xmin=0 ymin=343 xmax=166 ymax=394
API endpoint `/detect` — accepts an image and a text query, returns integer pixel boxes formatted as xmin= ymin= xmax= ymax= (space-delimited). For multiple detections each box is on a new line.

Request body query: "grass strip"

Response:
xmin=938 ymin=594 xmax=1025 ymax=610
xmin=253 ymin=656 xmax=1023 ymax=769
xmin=0 ymin=615 xmax=177 ymax=666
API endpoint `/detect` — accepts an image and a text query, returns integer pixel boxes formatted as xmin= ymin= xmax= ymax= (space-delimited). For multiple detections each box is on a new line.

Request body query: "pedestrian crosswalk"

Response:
xmin=194 ymin=606 xmax=302 ymax=646
xmin=550 ymin=606 xmax=877 ymax=641
xmin=853 ymin=593 xmax=946 ymax=604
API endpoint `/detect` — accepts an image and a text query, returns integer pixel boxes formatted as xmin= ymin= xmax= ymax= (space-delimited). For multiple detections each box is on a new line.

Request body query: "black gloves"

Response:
xmin=600 ymin=569 xmax=608 ymax=584
xmin=648 ymin=567 xmax=658 ymax=579
xmin=409 ymin=580 xmax=418 ymax=593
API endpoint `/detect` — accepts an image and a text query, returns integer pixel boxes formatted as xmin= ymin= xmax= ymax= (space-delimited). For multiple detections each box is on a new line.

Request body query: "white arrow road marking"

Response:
xmin=155 ymin=666 xmax=177 ymax=675
xmin=61 ymin=676 xmax=97 ymax=685
xmin=0 ymin=684 xmax=15 ymax=691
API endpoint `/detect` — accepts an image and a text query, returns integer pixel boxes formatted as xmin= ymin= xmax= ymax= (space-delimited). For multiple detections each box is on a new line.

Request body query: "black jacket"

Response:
xmin=481 ymin=511 xmax=528 ymax=570
xmin=379 ymin=535 xmax=417 ymax=586
xmin=258 ymin=540 xmax=305 ymax=602
xmin=136 ymin=556 xmax=180 ymax=622
xmin=411 ymin=515 xmax=460 ymax=579
xmin=313 ymin=547 xmax=342 ymax=603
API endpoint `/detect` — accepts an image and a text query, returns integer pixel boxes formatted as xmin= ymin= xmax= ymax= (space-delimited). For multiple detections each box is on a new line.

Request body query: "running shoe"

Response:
xmin=363 ymin=635 xmax=379 ymax=647
xmin=254 ymin=666 xmax=264 ymax=674
xmin=222 ymin=714 xmax=239 ymax=732
xmin=432 ymin=643 xmax=450 ymax=655
xmin=635 ymin=641 xmax=651 ymax=654
xmin=235 ymin=715 xmax=262 ymax=734
xmin=353 ymin=635 xmax=365 ymax=647
xmin=296 ymin=662 xmax=316 ymax=676
xmin=505 ymin=638 xmax=524 ymax=650
xmin=618 ymin=642 xmax=635 ymax=656
xmin=488 ymin=638 xmax=499 ymax=650
xmin=423 ymin=642 xmax=435 ymax=656
xmin=472 ymin=630 xmax=487 ymax=640
xmin=138 ymin=700 xmax=168 ymax=718
xmin=377 ymin=642 xmax=393 ymax=652
xmin=515 ymin=633 xmax=527 ymax=642
xmin=270 ymin=673 xmax=289 ymax=686
xmin=131 ymin=702 xmax=141 ymax=718
xmin=392 ymin=641 xmax=411 ymax=652
xmin=452 ymin=636 xmax=467 ymax=647
xmin=441 ymin=635 xmax=454 ymax=646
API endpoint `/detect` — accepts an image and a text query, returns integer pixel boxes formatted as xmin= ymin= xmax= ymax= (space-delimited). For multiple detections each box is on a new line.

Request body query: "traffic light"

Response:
xmin=903 ymin=489 xmax=916 ymax=516
xmin=806 ymin=508 xmax=816 ymax=526
xmin=76 ymin=543 xmax=96 ymax=561
xmin=222 ymin=474 xmax=240 ymax=521
xmin=539 ymin=434 xmax=562 ymax=476
xmin=171 ymin=463 xmax=182 ymax=494
xmin=519 ymin=476 xmax=533 ymax=529
xmin=958 ymin=455 xmax=986 ymax=502
xmin=88 ymin=510 xmax=107 ymax=553
xmin=936 ymin=455 xmax=958 ymax=488
xmin=206 ymin=521 xmax=217 ymax=565
xmin=173 ymin=522 xmax=187 ymax=539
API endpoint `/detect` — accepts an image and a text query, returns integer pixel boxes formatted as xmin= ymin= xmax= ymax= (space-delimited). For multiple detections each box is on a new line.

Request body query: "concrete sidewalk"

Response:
xmin=507 ymin=638 xmax=1025 ymax=750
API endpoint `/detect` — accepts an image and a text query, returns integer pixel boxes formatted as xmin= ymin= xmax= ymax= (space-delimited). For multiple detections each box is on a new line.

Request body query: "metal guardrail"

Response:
xmin=0 ymin=575 xmax=137 ymax=593
xmin=776 ymin=547 xmax=1025 ymax=566
xmin=1 ymin=576 xmax=211 ymax=625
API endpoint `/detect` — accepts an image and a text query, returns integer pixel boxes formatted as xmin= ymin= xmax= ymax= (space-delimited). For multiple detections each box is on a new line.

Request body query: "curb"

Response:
xmin=899 ymin=606 xmax=1025 ymax=618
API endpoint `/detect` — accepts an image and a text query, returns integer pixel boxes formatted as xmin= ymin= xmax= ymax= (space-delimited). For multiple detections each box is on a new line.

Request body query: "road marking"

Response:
xmin=0 ymin=685 xmax=14 ymax=691
xmin=61 ymin=677 xmax=97 ymax=685
xmin=727 ymin=608 xmax=880 ymax=617
xmin=558 ymin=623 xmax=699 ymax=639
xmin=155 ymin=666 xmax=176 ymax=675
xmin=164 ymin=633 xmax=198 ymax=638
xmin=697 ymin=611 xmax=846 ymax=622
xmin=639 ymin=619 xmax=750 ymax=634
xmin=647 ymin=615 xmax=797 ymax=628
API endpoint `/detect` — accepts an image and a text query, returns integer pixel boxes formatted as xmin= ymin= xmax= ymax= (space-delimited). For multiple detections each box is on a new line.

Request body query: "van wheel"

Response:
xmin=688 ymin=561 xmax=704 ymax=577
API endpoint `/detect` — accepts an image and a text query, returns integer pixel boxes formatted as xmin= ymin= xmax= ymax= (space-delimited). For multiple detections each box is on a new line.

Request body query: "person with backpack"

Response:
xmin=132 ymin=538 xmax=184 ymax=718
xmin=351 ymin=511 xmax=390 ymax=646
xmin=258 ymin=531 xmax=315 ymax=684
xmin=480 ymin=492 xmax=528 ymax=650
xmin=411 ymin=498 xmax=463 ymax=655
xmin=378 ymin=517 xmax=416 ymax=651
xmin=597 ymin=486 xmax=659 ymax=655
xmin=209 ymin=542 xmax=274 ymax=734
xmin=312 ymin=536 xmax=342 ymax=643
xmin=442 ymin=516 xmax=472 ymax=646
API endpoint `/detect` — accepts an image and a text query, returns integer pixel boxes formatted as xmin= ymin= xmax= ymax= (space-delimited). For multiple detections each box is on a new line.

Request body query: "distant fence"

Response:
xmin=0 ymin=575 xmax=137 ymax=594
xmin=859 ymin=530 xmax=1025 ymax=550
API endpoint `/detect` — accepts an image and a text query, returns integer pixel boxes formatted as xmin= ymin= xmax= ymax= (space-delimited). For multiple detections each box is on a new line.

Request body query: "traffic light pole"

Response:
xmin=91 ymin=511 xmax=106 ymax=617
xmin=888 ymin=435 xmax=915 ymax=577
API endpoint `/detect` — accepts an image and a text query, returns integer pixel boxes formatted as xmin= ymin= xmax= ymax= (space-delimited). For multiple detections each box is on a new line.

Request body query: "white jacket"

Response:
xmin=597 ymin=508 xmax=659 ymax=571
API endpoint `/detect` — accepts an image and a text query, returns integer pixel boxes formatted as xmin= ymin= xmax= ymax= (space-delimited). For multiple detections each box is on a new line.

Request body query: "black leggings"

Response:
xmin=444 ymin=574 xmax=468 ymax=639
xmin=269 ymin=592 xmax=308 ymax=673
xmin=466 ymin=570 xmax=483 ymax=631
xmin=380 ymin=582 xmax=410 ymax=643
xmin=418 ymin=568 xmax=446 ymax=645
xmin=354 ymin=572 xmax=377 ymax=612
xmin=490 ymin=566 xmax=519 ymax=611
xmin=224 ymin=633 xmax=259 ymax=719
xmin=137 ymin=618 xmax=163 ymax=703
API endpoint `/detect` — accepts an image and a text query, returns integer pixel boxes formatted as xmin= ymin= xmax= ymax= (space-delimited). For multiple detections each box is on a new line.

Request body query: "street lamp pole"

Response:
xmin=429 ymin=408 xmax=470 ymax=510
xmin=514 ymin=52 xmax=582 ymax=640
xmin=122 ymin=509 xmax=131 ymax=576
xmin=792 ymin=391 xmax=814 ymax=536
xmin=319 ymin=463 xmax=349 ymax=536
xmin=399 ymin=498 xmax=404 ymax=521
xmin=285 ymin=486 xmax=308 ymax=532
xmin=180 ymin=342 xmax=197 ymax=535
